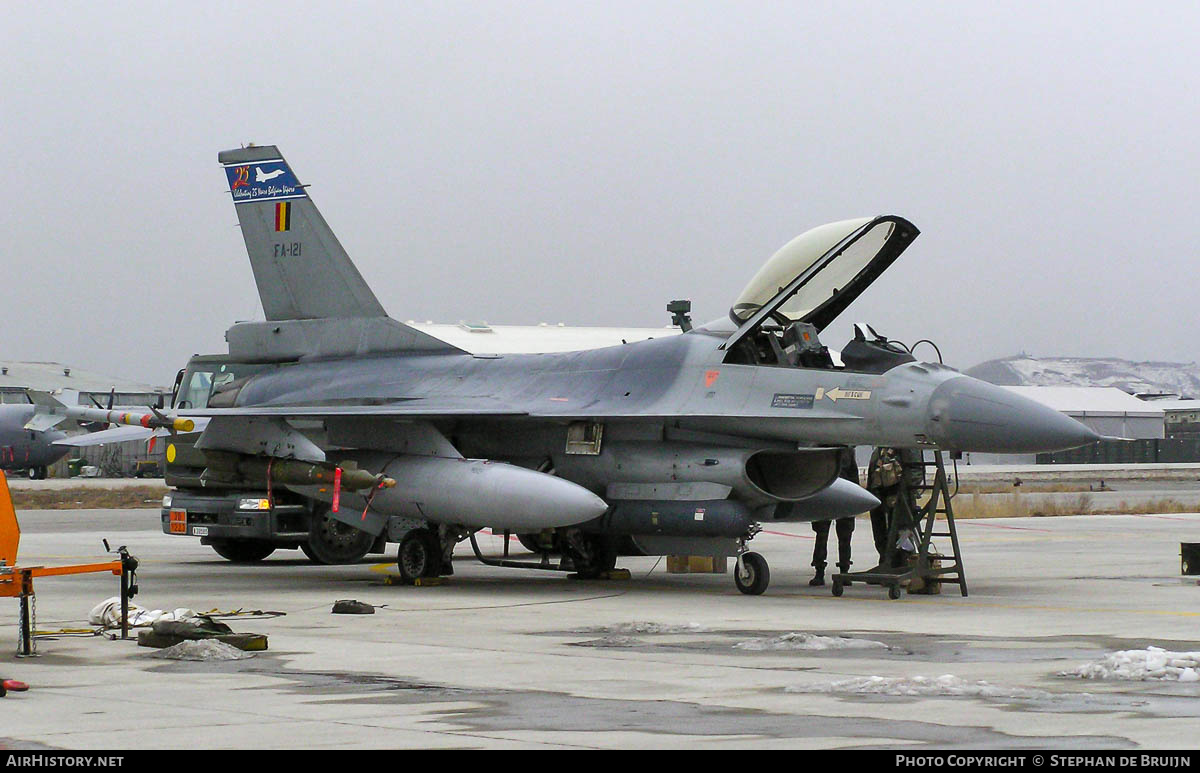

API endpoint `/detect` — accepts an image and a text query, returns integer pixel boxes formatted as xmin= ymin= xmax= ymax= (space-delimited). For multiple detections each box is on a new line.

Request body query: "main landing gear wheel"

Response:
xmin=211 ymin=539 xmax=275 ymax=563
xmin=27 ymin=466 xmax=46 ymax=480
xmin=517 ymin=532 xmax=562 ymax=555
xmin=563 ymin=536 xmax=617 ymax=579
xmin=302 ymin=511 xmax=375 ymax=565
xmin=397 ymin=528 xmax=443 ymax=582
xmin=734 ymin=552 xmax=770 ymax=595
xmin=517 ymin=534 xmax=543 ymax=553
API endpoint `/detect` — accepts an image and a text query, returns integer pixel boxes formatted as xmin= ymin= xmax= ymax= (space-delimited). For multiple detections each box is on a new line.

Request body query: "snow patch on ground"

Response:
xmin=788 ymin=674 xmax=1051 ymax=700
xmin=150 ymin=640 xmax=255 ymax=661
xmin=568 ymin=635 xmax=647 ymax=648
xmin=1060 ymin=647 xmax=1200 ymax=682
xmin=735 ymin=632 xmax=889 ymax=651
xmin=600 ymin=622 xmax=707 ymax=635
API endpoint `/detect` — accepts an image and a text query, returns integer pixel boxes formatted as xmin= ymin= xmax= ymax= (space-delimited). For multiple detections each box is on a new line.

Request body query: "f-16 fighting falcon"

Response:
xmin=58 ymin=145 xmax=1100 ymax=594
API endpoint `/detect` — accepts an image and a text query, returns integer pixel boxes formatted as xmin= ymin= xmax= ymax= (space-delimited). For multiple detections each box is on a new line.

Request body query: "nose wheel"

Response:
xmin=734 ymin=551 xmax=770 ymax=595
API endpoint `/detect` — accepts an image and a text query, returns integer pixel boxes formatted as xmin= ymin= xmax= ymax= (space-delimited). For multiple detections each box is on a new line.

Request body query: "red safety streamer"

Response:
xmin=361 ymin=480 xmax=382 ymax=522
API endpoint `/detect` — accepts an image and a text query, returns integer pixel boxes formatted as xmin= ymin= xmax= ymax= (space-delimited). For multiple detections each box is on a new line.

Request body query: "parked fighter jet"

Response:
xmin=59 ymin=145 xmax=1101 ymax=593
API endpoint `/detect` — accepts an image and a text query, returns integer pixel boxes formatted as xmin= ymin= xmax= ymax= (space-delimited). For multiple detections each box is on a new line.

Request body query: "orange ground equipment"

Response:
xmin=0 ymin=470 xmax=139 ymax=656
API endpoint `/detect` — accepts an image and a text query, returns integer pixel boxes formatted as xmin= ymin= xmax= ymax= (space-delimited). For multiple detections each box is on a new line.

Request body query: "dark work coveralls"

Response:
xmin=867 ymin=447 xmax=924 ymax=568
xmin=810 ymin=449 xmax=859 ymax=584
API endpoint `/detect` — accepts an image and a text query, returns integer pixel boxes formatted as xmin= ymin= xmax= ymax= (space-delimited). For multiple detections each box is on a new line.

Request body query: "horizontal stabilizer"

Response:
xmin=24 ymin=412 xmax=67 ymax=433
xmin=225 ymin=316 xmax=461 ymax=361
xmin=22 ymin=391 xmax=69 ymax=432
xmin=24 ymin=390 xmax=65 ymax=409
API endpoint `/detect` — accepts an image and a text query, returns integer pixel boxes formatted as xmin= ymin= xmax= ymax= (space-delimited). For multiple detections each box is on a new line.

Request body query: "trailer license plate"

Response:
xmin=169 ymin=510 xmax=187 ymax=534
xmin=191 ymin=526 xmax=208 ymax=537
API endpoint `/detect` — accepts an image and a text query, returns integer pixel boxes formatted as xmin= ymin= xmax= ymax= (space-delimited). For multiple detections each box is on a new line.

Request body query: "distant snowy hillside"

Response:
xmin=965 ymin=356 xmax=1200 ymax=398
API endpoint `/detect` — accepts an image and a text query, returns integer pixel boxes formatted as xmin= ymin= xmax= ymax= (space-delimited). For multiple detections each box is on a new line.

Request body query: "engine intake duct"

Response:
xmin=584 ymin=499 xmax=753 ymax=539
xmin=743 ymin=449 xmax=839 ymax=500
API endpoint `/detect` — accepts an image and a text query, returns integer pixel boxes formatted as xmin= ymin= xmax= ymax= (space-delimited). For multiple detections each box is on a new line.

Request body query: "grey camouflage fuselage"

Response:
xmin=0 ymin=405 xmax=67 ymax=472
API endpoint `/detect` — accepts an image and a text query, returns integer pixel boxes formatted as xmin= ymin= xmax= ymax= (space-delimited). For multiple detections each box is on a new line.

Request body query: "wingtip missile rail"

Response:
xmin=30 ymin=405 xmax=194 ymax=433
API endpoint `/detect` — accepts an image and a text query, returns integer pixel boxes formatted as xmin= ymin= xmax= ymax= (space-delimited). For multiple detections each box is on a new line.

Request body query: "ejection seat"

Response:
xmin=782 ymin=321 xmax=835 ymax=369
xmin=839 ymin=323 xmax=916 ymax=374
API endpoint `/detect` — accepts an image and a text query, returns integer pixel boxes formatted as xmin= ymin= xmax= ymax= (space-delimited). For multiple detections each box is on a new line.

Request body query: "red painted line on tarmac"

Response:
xmin=761 ymin=529 xmax=813 ymax=540
xmin=956 ymin=521 xmax=1052 ymax=532
xmin=1133 ymin=513 xmax=1200 ymax=522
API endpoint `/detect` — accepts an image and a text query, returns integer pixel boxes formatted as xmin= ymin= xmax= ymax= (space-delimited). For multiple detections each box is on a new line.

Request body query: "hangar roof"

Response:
xmin=1141 ymin=399 xmax=1200 ymax=415
xmin=0 ymin=360 xmax=166 ymax=395
xmin=1001 ymin=386 xmax=1164 ymax=418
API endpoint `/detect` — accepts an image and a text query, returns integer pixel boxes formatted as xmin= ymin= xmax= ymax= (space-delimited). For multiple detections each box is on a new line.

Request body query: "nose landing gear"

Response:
xmin=734 ymin=551 xmax=769 ymax=595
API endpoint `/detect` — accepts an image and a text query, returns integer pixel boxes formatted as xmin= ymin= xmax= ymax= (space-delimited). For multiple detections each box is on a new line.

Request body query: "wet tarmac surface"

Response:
xmin=2 ymin=508 xmax=1199 ymax=748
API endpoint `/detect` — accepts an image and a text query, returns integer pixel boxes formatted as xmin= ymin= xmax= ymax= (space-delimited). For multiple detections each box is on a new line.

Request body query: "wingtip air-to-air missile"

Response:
xmin=53 ymin=145 xmax=1100 ymax=594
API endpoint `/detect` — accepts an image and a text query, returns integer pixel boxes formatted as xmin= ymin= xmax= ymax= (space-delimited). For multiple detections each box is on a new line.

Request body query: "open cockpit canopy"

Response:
xmin=727 ymin=215 xmax=919 ymax=338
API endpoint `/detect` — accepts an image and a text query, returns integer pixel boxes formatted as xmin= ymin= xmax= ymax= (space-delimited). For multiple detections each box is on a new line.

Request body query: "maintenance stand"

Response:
xmin=831 ymin=449 xmax=967 ymax=600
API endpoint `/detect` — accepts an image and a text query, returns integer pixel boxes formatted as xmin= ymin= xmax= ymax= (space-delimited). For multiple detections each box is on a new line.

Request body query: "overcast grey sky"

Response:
xmin=2 ymin=1 xmax=1196 ymax=385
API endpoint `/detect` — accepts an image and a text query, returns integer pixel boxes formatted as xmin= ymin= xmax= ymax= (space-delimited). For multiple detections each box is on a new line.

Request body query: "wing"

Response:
xmin=184 ymin=398 xmax=526 ymax=420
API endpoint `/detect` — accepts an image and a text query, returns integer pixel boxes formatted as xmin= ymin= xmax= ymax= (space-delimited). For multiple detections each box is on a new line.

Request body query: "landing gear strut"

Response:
xmin=732 ymin=526 xmax=768 ymax=595
xmin=467 ymin=528 xmax=620 ymax=579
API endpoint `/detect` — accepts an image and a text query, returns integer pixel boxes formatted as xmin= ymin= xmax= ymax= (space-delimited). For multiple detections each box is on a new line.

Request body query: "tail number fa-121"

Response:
xmin=274 ymin=242 xmax=302 ymax=258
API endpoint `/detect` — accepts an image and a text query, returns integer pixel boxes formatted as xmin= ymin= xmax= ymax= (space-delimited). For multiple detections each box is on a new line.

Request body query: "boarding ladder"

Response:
xmin=831 ymin=449 xmax=967 ymax=600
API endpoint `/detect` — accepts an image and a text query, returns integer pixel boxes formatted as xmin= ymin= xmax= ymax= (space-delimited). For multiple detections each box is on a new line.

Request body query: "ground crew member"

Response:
xmin=866 ymin=446 xmax=924 ymax=568
xmin=809 ymin=447 xmax=859 ymax=586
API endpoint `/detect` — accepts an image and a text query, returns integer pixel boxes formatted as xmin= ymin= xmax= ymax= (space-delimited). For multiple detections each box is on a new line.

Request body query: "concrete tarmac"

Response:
xmin=2 ymin=508 xmax=1199 ymax=749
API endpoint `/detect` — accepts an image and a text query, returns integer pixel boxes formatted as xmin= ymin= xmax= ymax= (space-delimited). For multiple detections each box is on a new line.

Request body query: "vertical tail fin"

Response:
xmin=219 ymin=145 xmax=387 ymax=321
xmin=219 ymin=145 xmax=462 ymax=359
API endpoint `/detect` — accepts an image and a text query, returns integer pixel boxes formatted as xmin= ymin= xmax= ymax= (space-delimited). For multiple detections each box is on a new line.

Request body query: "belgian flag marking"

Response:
xmin=274 ymin=201 xmax=292 ymax=232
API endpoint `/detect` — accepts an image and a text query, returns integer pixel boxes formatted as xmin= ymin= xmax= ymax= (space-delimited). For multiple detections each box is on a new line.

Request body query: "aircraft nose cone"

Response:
xmin=927 ymin=377 xmax=1100 ymax=454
